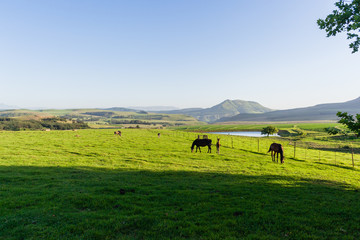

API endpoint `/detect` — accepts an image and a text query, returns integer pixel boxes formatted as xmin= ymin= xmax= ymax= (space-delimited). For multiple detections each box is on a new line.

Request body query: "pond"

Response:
xmin=209 ymin=131 xmax=279 ymax=137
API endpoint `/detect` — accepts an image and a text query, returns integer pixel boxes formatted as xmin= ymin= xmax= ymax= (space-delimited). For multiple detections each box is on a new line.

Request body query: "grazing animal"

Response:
xmin=158 ymin=133 xmax=161 ymax=138
xmin=216 ymin=138 xmax=220 ymax=154
xmin=191 ymin=139 xmax=212 ymax=153
xmin=267 ymin=143 xmax=284 ymax=163
xmin=114 ymin=130 xmax=122 ymax=136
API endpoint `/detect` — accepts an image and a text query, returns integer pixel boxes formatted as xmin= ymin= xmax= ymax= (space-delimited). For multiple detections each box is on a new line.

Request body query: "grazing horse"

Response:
xmin=114 ymin=130 xmax=121 ymax=136
xmin=268 ymin=143 xmax=284 ymax=163
xmin=216 ymin=138 xmax=220 ymax=154
xmin=191 ymin=139 xmax=212 ymax=153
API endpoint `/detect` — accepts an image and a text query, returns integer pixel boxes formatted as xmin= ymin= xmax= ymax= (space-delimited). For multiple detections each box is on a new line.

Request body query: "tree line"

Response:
xmin=0 ymin=117 xmax=89 ymax=131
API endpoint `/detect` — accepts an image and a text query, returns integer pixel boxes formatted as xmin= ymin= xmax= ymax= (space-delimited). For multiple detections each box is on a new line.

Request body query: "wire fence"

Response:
xmin=180 ymin=131 xmax=358 ymax=168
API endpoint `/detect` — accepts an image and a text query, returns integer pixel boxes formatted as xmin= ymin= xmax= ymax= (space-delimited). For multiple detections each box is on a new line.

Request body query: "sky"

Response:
xmin=0 ymin=0 xmax=359 ymax=110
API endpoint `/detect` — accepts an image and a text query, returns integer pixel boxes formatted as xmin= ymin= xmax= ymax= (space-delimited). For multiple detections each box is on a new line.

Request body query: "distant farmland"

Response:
xmin=0 ymin=109 xmax=203 ymax=129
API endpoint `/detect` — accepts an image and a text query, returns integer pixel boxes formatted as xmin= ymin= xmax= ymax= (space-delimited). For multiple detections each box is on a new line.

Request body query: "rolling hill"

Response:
xmin=3 ymin=97 xmax=359 ymax=125
xmin=216 ymin=97 xmax=360 ymax=122
xmin=157 ymin=100 xmax=273 ymax=122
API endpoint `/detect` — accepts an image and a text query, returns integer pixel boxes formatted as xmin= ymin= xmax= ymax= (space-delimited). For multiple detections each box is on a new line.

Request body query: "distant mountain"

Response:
xmin=217 ymin=97 xmax=360 ymax=122
xmin=0 ymin=103 xmax=19 ymax=110
xmin=158 ymin=100 xmax=273 ymax=123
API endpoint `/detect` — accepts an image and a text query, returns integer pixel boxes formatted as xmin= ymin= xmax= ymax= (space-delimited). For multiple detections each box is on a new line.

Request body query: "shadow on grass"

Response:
xmin=235 ymin=148 xmax=267 ymax=156
xmin=0 ymin=166 xmax=359 ymax=239
xmin=314 ymin=161 xmax=359 ymax=171
xmin=311 ymin=146 xmax=360 ymax=155
xmin=289 ymin=158 xmax=306 ymax=162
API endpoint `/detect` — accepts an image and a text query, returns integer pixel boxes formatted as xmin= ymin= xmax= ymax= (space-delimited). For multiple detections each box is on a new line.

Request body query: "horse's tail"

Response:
xmin=267 ymin=146 xmax=272 ymax=153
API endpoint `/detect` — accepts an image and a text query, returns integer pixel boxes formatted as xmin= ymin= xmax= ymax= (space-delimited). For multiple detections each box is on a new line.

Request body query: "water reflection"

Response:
xmin=209 ymin=131 xmax=279 ymax=137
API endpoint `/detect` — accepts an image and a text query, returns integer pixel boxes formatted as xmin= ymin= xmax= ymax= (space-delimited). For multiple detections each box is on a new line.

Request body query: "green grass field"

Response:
xmin=0 ymin=129 xmax=359 ymax=239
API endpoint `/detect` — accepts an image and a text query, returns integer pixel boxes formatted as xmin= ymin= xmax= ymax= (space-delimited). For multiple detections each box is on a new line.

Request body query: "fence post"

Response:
xmin=352 ymin=145 xmax=354 ymax=167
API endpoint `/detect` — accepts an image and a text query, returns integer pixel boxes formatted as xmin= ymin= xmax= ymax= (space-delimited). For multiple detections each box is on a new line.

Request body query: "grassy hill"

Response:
xmin=0 ymin=110 xmax=89 ymax=131
xmin=217 ymin=97 xmax=360 ymax=122
xmin=159 ymin=100 xmax=272 ymax=123
xmin=52 ymin=109 xmax=202 ymax=128
xmin=0 ymin=129 xmax=359 ymax=239
xmin=0 ymin=109 xmax=203 ymax=130
xmin=0 ymin=109 xmax=53 ymax=119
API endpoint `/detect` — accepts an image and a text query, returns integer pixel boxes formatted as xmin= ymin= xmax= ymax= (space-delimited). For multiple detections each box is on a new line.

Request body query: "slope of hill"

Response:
xmin=158 ymin=100 xmax=273 ymax=122
xmin=0 ymin=108 xmax=203 ymax=129
xmin=0 ymin=109 xmax=53 ymax=119
xmin=217 ymin=97 xmax=360 ymax=122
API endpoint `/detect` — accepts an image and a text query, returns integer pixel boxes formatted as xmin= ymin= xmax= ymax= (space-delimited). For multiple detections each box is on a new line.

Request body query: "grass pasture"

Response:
xmin=0 ymin=129 xmax=360 ymax=239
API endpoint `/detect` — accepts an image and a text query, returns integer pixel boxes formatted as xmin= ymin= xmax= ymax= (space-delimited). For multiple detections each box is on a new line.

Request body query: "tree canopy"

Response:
xmin=336 ymin=111 xmax=360 ymax=137
xmin=261 ymin=126 xmax=279 ymax=137
xmin=317 ymin=0 xmax=360 ymax=53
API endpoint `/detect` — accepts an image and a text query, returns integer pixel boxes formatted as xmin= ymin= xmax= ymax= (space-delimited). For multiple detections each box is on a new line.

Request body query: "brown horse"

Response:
xmin=114 ymin=130 xmax=121 ymax=136
xmin=268 ymin=143 xmax=284 ymax=163
xmin=216 ymin=138 xmax=220 ymax=154
xmin=191 ymin=139 xmax=212 ymax=153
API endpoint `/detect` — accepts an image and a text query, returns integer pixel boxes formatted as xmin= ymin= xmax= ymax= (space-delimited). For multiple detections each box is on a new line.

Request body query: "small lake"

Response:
xmin=209 ymin=131 xmax=279 ymax=137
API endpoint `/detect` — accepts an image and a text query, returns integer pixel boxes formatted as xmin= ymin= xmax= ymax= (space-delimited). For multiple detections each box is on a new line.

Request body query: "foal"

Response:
xmin=216 ymin=138 xmax=220 ymax=154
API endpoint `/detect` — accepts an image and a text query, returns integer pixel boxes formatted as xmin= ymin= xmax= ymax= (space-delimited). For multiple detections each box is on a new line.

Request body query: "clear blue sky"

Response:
xmin=0 ymin=0 xmax=359 ymax=110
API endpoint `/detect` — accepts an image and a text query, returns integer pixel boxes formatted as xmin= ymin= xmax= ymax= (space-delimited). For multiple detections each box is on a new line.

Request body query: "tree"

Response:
xmin=317 ymin=0 xmax=360 ymax=53
xmin=325 ymin=126 xmax=342 ymax=135
xmin=261 ymin=126 xmax=279 ymax=137
xmin=336 ymin=111 xmax=360 ymax=137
